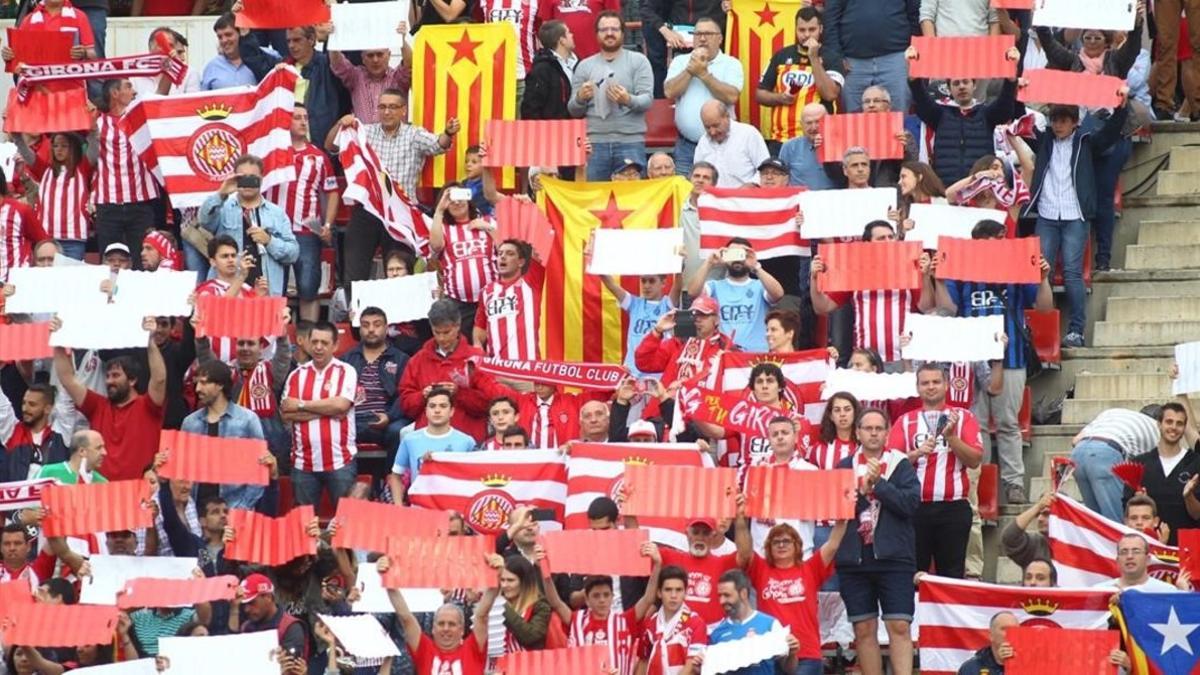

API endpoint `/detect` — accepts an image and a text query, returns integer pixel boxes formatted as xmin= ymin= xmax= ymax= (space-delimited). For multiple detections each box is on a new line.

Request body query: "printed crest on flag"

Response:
xmin=727 ymin=0 xmax=805 ymax=137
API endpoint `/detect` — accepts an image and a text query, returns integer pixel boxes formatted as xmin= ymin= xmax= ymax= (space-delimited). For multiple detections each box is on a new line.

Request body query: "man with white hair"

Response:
xmin=647 ymin=152 xmax=677 ymax=178
xmin=779 ymin=103 xmax=834 ymax=189
xmin=693 ymin=99 xmax=770 ymax=187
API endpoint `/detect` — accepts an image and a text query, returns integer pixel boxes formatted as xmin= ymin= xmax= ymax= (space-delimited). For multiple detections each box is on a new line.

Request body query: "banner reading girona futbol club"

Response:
xmin=121 ymin=67 xmax=298 ymax=208
xmin=726 ymin=0 xmax=804 ymax=137
xmin=412 ymin=23 xmax=516 ymax=189
xmin=538 ymin=175 xmax=691 ymax=364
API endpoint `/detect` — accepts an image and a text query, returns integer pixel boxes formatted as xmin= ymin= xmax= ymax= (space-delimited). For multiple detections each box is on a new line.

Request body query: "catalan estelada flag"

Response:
xmin=412 ymin=23 xmax=516 ymax=188
xmin=726 ymin=0 xmax=804 ymax=137
xmin=538 ymin=176 xmax=691 ymax=364
xmin=1112 ymin=591 xmax=1200 ymax=675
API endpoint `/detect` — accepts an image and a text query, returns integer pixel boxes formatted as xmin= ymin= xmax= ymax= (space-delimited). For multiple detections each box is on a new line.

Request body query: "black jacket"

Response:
xmin=835 ymin=450 xmax=921 ymax=568
xmin=957 ymin=646 xmax=1005 ymax=675
xmin=640 ymin=0 xmax=726 ymax=34
xmin=1036 ymin=24 xmax=1142 ymax=79
xmin=911 ymin=77 xmax=1018 ymax=187
xmin=521 ymin=49 xmax=573 ymax=120
xmin=0 ymin=430 xmax=68 ymax=483
xmin=1021 ymin=103 xmax=1129 ymax=221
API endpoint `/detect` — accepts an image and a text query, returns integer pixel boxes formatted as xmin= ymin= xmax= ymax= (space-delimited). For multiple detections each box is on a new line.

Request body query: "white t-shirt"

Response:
xmin=1093 ymin=576 xmax=1178 ymax=592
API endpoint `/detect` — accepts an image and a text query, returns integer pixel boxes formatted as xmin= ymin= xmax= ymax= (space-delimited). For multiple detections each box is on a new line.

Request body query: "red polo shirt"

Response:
xmin=78 ymin=390 xmax=164 ymax=481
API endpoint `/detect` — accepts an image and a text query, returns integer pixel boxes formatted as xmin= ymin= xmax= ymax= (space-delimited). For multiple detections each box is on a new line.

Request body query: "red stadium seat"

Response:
xmin=978 ymin=464 xmax=999 ymax=523
xmin=1024 ymin=308 xmax=1061 ymax=366
xmin=334 ymin=323 xmax=358 ymax=356
xmin=645 ymin=99 xmax=678 ymax=149
xmin=986 ymin=386 xmax=1033 ymax=443
xmin=357 ymin=442 xmax=386 ymax=460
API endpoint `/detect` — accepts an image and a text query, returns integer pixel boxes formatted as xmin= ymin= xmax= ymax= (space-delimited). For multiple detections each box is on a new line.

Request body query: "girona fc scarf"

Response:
xmin=236 ymin=362 xmax=277 ymax=418
xmin=473 ymin=357 xmax=626 ymax=390
xmin=17 ymin=53 xmax=187 ymax=102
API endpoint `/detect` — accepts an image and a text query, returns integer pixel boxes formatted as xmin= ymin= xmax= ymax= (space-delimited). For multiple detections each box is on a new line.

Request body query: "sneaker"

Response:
xmin=1005 ymin=483 xmax=1028 ymax=505
xmin=1094 ymin=261 xmax=1111 ymax=272
xmin=1062 ymin=332 xmax=1085 ymax=348
xmin=1154 ymin=106 xmax=1178 ymax=122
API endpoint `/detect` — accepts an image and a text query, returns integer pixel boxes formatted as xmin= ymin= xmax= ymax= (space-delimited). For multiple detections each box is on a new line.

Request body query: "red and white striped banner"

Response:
xmin=121 ymin=66 xmax=297 ymax=208
xmin=698 ymin=187 xmax=804 ymax=261
xmin=0 ymin=478 xmax=56 ymax=511
xmin=818 ymin=112 xmax=905 ymax=163
xmin=714 ymin=349 xmax=832 ymax=423
xmin=408 ymin=450 xmax=568 ymax=534
xmin=916 ymin=575 xmax=1113 ymax=675
xmin=335 ymin=121 xmax=431 ymax=255
xmin=908 ymin=36 xmax=1017 ymax=80
xmin=1048 ymin=494 xmax=1179 ymax=587
xmin=16 ymin=53 xmax=186 ymax=102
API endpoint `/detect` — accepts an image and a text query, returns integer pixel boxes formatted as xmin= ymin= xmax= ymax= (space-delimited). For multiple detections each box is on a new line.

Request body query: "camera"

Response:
xmin=449 ymin=187 xmax=473 ymax=202
xmin=721 ymin=247 xmax=747 ymax=264
xmin=236 ymin=174 xmax=262 ymax=189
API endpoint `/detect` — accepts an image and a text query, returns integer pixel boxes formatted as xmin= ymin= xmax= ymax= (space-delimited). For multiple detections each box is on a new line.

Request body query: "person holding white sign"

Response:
xmin=330 ymin=22 xmax=413 ymax=124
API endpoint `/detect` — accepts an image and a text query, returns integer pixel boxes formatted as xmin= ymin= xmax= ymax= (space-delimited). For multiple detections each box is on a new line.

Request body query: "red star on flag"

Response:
xmin=589 ymin=193 xmax=633 ymax=230
xmin=755 ymin=3 xmax=779 ymax=26
xmin=449 ymin=29 xmax=484 ymax=64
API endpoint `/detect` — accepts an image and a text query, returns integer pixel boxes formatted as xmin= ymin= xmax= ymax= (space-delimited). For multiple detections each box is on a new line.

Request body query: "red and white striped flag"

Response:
xmin=564 ymin=442 xmax=712 ymax=550
xmin=916 ymin=575 xmax=1113 ymax=675
xmin=334 ymin=122 xmax=430 ymax=255
xmin=408 ymin=450 xmax=568 ymax=535
xmin=1048 ymin=494 xmax=1179 ymax=587
xmin=121 ymin=67 xmax=297 ymax=208
xmin=698 ymin=187 xmax=804 ymax=260
xmin=712 ymin=349 xmax=832 ymax=423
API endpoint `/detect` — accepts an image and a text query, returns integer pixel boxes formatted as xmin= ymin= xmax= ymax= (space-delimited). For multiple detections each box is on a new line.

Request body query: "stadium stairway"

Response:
xmin=986 ymin=123 xmax=1200 ymax=583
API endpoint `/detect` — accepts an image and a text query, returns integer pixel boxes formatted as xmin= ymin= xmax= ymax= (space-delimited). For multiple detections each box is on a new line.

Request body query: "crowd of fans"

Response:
xmin=0 ymin=0 xmax=1198 ymax=674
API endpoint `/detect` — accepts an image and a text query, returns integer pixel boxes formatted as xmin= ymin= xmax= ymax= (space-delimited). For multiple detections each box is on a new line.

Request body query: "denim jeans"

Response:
xmin=291 ymin=460 xmax=358 ymax=511
xmin=81 ymin=7 xmax=106 ymax=58
xmin=290 ymin=232 xmax=323 ymax=301
xmin=586 ymin=141 xmax=649 ymax=182
xmin=673 ymin=136 xmax=698 ymax=178
xmin=58 ymin=240 xmax=86 ymax=261
xmin=1037 ymin=216 xmax=1088 ymax=334
xmin=843 ymin=51 xmax=910 ymax=113
xmin=182 ymin=237 xmax=210 ymax=278
xmin=1070 ymin=440 xmax=1125 ymax=522
xmin=1091 ymin=137 xmax=1132 ymax=266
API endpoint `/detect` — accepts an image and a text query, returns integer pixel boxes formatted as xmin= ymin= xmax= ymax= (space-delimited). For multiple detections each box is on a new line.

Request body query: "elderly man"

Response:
xmin=955 ymin=612 xmax=1017 ymax=675
xmin=647 ymin=152 xmax=676 ymax=178
xmin=331 ymin=25 xmax=411 ymax=122
xmin=664 ymin=16 xmax=743 ymax=177
xmin=694 ymin=100 xmax=770 ymax=187
xmin=779 ymin=103 xmax=835 ymax=190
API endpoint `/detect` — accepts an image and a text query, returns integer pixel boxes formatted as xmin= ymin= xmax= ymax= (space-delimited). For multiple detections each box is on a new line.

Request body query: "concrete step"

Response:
xmin=1136 ymin=220 xmax=1200 ymax=246
xmin=1124 ymin=243 xmax=1200 ymax=270
xmin=1169 ymin=145 xmax=1200 ymax=172
xmin=1074 ymin=372 xmax=1174 ymax=400
xmin=1030 ymin=474 xmax=1081 ymax=502
xmin=1092 ymin=320 xmax=1200 ymax=347
xmin=1155 ymin=170 xmax=1200 ymax=196
xmin=1062 ymin=397 xmax=1160 ymax=424
xmin=1105 ymin=296 xmax=1200 ymax=322
xmin=1041 ymin=447 xmax=1072 ymax=476
xmin=996 ymin=554 xmax=1024 ymax=585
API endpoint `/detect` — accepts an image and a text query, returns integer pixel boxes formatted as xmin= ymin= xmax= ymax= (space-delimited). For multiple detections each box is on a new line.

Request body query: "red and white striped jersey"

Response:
xmin=887 ymin=406 xmax=983 ymax=502
xmin=95 ymin=113 xmax=159 ymax=205
xmin=439 ymin=221 xmax=495 ymax=303
xmin=807 ymin=438 xmax=855 ymax=471
xmin=0 ymin=199 xmax=39 ymax=283
xmin=264 ymin=143 xmax=338 ymax=232
xmin=480 ymin=437 xmax=503 ymax=450
xmin=285 ymin=357 xmax=358 ymax=472
xmin=36 ymin=161 xmax=92 ymax=241
xmin=195 ymin=279 xmax=253 ymax=363
xmin=475 ymin=272 xmax=542 ymax=361
xmin=569 ymin=608 xmax=637 ymax=675
xmin=481 ymin=0 xmax=540 ymax=79
xmin=831 ymin=289 xmax=918 ymax=362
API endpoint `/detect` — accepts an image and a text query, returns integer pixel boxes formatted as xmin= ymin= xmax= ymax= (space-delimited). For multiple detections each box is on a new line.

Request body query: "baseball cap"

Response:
xmin=103 ymin=242 xmax=131 ymax=258
xmin=690 ymin=295 xmax=719 ymax=315
xmin=627 ymin=420 xmax=658 ymax=440
xmin=611 ymin=157 xmax=644 ymax=178
xmin=240 ymin=573 xmax=275 ymax=603
xmin=688 ymin=517 xmax=717 ymax=531
xmin=758 ymin=157 xmax=788 ymax=173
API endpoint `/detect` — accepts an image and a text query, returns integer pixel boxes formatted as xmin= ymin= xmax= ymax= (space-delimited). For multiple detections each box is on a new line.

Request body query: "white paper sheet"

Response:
xmin=50 ymin=304 xmax=151 ymax=350
xmin=159 ymin=631 xmax=279 ymax=675
xmin=4 ymin=265 xmax=110 ymax=314
xmin=588 ymin=228 xmax=683 ymax=275
xmin=0 ymin=143 xmax=19 ymax=186
xmin=1174 ymin=341 xmax=1200 ymax=395
xmin=113 ymin=269 xmax=197 ymax=317
xmin=72 ymin=659 xmax=159 ymax=675
xmin=906 ymin=203 xmax=1008 ymax=248
xmin=318 ymin=613 xmax=401 ymax=659
xmin=1033 ymin=0 xmax=1135 ymax=32
xmin=328 ymin=0 xmax=410 ymax=51
xmin=699 ymin=626 xmax=791 ymax=675
xmin=593 ymin=70 xmax=615 ymax=120
xmin=352 ymin=562 xmax=444 ymax=614
xmin=821 ymin=368 xmax=917 ymax=401
xmin=901 ymin=313 xmax=1005 ymax=363
xmin=79 ymin=555 xmax=198 ymax=606
xmin=799 ymin=188 xmax=896 ymax=240
xmin=350 ymin=273 xmax=439 ymax=326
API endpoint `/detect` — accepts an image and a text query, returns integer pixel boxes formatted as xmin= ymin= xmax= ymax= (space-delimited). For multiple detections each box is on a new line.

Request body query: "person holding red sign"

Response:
xmin=633 ymin=565 xmax=709 ymax=675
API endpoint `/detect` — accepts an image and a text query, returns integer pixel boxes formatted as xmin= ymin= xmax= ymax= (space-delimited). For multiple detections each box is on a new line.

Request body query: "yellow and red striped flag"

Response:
xmin=726 ymin=0 xmax=804 ymax=137
xmin=538 ymin=176 xmax=691 ymax=364
xmin=412 ymin=23 xmax=516 ymax=188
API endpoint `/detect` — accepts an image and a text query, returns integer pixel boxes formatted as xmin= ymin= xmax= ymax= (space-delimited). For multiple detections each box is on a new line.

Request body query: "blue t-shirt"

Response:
xmin=709 ymin=610 xmax=785 ymax=675
xmin=620 ymin=294 xmax=674 ymax=377
xmin=704 ymin=277 xmax=773 ymax=352
xmin=393 ymin=427 xmax=477 ymax=479
xmin=942 ymin=281 xmax=1040 ymax=370
xmin=465 ymin=177 xmax=494 ymax=217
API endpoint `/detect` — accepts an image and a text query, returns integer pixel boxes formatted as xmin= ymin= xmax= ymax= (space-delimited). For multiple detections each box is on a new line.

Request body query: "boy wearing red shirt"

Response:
xmin=635 ymin=565 xmax=708 ymax=675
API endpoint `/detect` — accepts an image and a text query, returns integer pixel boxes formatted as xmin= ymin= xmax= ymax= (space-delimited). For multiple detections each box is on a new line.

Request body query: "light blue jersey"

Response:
xmin=704 ymin=277 xmax=772 ymax=352
xmin=620 ymin=294 xmax=674 ymax=377
xmin=394 ymin=427 xmax=477 ymax=480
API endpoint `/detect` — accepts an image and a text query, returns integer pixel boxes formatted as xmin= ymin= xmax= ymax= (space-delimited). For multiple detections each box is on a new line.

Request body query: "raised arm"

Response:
xmin=633 ymin=542 xmax=662 ymax=621
xmin=52 ymin=346 xmax=88 ymax=407
xmin=143 ymin=317 xmax=167 ymax=407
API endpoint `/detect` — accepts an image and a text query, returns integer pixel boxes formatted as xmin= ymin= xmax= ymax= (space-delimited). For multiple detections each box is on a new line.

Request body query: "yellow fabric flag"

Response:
xmin=412 ymin=23 xmax=516 ymax=188
xmin=726 ymin=0 xmax=804 ymax=137
xmin=538 ymin=176 xmax=692 ymax=364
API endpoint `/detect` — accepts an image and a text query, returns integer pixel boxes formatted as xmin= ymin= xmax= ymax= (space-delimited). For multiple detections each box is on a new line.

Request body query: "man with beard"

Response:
xmin=648 ymin=517 xmax=738 ymax=627
xmin=180 ymin=360 xmax=276 ymax=512
xmin=140 ymin=230 xmax=183 ymax=272
xmin=686 ymin=237 xmax=784 ymax=352
xmin=0 ymin=384 xmax=67 ymax=483
xmin=0 ymin=524 xmax=35 ymax=589
xmin=231 ymin=573 xmax=309 ymax=656
xmin=52 ymin=317 xmax=166 ymax=481
xmin=474 ymin=239 xmax=543 ymax=361
xmin=1130 ymin=402 xmax=1200 ymax=544
xmin=341 ymin=306 xmax=410 ymax=460
xmin=704 ymin=569 xmax=798 ymax=675
xmin=635 ymin=296 xmax=734 ymax=389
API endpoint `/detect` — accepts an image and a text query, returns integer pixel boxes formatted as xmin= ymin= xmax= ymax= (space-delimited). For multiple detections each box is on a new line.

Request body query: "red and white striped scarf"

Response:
xmin=17 ymin=53 xmax=186 ymax=102
xmin=569 ymin=609 xmax=634 ymax=675
xmin=236 ymin=361 xmax=276 ymax=418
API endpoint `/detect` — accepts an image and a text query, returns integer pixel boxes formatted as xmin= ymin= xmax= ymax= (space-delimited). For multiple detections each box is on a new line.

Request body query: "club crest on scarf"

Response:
xmin=467 ymin=474 xmax=517 ymax=533
xmin=188 ymin=104 xmax=244 ymax=181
